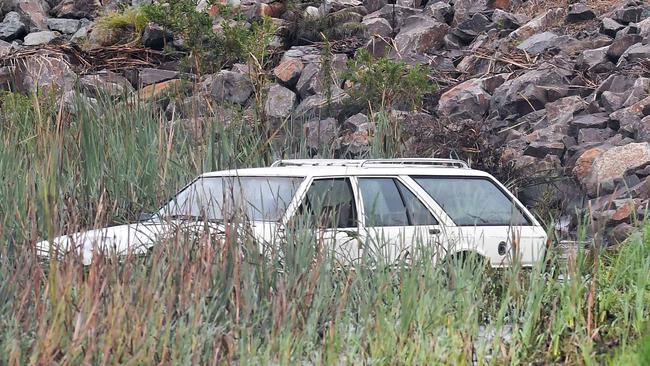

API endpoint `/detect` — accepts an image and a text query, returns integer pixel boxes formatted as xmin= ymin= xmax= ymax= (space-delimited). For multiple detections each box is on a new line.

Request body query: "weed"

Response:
xmin=0 ymin=92 xmax=648 ymax=364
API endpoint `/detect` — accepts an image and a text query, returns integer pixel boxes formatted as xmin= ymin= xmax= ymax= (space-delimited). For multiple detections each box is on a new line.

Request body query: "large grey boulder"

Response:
xmin=46 ymin=17 xmax=81 ymax=34
xmin=0 ymin=12 xmax=27 ymax=41
xmin=294 ymin=87 xmax=349 ymax=120
xmin=490 ymin=66 xmax=570 ymax=118
xmin=618 ymin=43 xmax=650 ymax=64
xmin=389 ymin=15 xmax=449 ymax=58
xmin=138 ymin=68 xmax=179 ymax=86
xmin=264 ymin=83 xmax=296 ymax=125
xmin=362 ymin=16 xmax=392 ymax=37
xmin=452 ymin=13 xmax=492 ymax=42
xmin=517 ymin=32 xmax=559 ymax=54
xmin=296 ymin=62 xmax=322 ymax=99
xmin=491 ymin=9 xmax=527 ymax=31
xmin=12 ymin=55 xmax=77 ymax=93
xmin=364 ymin=5 xmax=421 ymax=32
xmin=23 ymin=30 xmax=59 ymax=45
xmin=437 ymin=78 xmax=491 ymax=121
xmin=613 ymin=6 xmax=646 ymax=24
xmin=523 ymin=124 xmax=568 ymax=158
xmin=566 ymin=3 xmax=595 ymax=23
xmin=321 ymin=0 xmax=363 ymax=13
xmin=210 ymin=70 xmax=253 ymax=105
xmin=343 ymin=113 xmax=372 ymax=132
xmin=15 ymin=0 xmax=50 ymax=31
xmin=600 ymin=17 xmax=624 ymax=37
xmin=570 ymin=114 xmax=609 ymax=132
xmin=509 ymin=8 xmax=565 ymax=41
xmin=545 ymin=95 xmax=586 ymax=124
xmin=305 ymin=118 xmax=339 ymax=150
xmin=52 ymin=0 xmax=102 ymax=19
xmin=453 ymin=0 xmax=488 ymax=25
xmin=610 ymin=96 xmax=650 ymax=136
xmin=62 ymin=89 xmax=98 ymax=116
xmin=80 ymin=70 xmax=134 ymax=98
xmin=425 ymin=2 xmax=453 ymax=24
xmin=577 ymin=46 xmax=614 ymax=73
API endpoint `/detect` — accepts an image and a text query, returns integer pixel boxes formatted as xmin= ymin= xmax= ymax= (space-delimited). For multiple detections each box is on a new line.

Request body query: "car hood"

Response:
xmin=36 ymin=221 xmax=177 ymax=265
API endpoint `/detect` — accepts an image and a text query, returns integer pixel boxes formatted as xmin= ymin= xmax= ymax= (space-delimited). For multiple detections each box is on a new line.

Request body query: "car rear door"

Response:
xmin=355 ymin=176 xmax=445 ymax=265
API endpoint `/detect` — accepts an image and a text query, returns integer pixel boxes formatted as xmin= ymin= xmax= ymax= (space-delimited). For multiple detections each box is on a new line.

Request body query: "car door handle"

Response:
xmin=429 ymin=228 xmax=441 ymax=235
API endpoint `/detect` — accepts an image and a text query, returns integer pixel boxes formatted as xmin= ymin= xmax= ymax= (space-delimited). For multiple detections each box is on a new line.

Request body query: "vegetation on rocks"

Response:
xmin=94 ymin=7 xmax=150 ymax=45
xmin=346 ymin=49 xmax=434 ymax=111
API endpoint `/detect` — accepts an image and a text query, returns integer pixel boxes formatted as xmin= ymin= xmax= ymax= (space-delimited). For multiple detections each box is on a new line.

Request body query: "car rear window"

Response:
xmin=412 ymin=177 xmax=530 ymax=226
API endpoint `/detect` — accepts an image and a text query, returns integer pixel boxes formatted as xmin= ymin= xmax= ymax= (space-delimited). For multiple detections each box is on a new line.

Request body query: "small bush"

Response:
xmin=93 ymin=7 xmax=151 ymax=46
xmin=345 ymin=49 xmax=435 ymax=111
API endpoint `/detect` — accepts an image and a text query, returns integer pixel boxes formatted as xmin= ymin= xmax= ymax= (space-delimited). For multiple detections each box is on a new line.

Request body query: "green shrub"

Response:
xmin=142 ymin=1 xmax=276 ymax=73
xmin=345 ymin=49 xmax=435 ymax=111
xmin=93 ymin=7 xmax=151 ymax=46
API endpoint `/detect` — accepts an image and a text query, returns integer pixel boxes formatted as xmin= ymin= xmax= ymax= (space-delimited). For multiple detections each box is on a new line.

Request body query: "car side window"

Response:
xmin=358 ymin=178 xmax=438 ymax=227
xmin=413 ymin=177 xmax=530 ymax=226
xmin=300 ymin=178 xmax=357 ymax=229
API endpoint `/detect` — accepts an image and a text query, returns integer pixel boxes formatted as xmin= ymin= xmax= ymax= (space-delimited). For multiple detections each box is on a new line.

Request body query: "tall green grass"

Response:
xmin=0 ymin=92 xmax=648 ymax=365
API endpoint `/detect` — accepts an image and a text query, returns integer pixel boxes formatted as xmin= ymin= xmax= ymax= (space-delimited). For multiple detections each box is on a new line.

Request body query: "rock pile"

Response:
xmin=2 ymin=0 xmax=650 ymax=242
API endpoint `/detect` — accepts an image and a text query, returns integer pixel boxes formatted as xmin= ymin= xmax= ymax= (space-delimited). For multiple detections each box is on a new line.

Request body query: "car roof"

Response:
xmin=200 ymin=159 xmax=492 ymax=179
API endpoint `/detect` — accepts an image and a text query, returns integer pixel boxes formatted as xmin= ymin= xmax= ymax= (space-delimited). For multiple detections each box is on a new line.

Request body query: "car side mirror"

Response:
xmin=138 ymin=212 xmax=153 ymax=222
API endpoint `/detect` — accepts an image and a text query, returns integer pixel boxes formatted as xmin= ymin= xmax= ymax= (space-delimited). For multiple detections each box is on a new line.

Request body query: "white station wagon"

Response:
xmin=37 ymin=159 xmax=548 ymax=267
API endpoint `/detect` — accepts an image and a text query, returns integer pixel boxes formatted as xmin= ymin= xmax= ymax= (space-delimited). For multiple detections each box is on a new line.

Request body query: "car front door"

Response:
xmin=291 ymin=177 xmax=363 ymax=265
xmin=356 ymin=177 xmax=444 ymax=265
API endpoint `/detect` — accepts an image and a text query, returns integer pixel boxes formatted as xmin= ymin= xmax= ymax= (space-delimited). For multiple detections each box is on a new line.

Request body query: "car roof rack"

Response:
xmin=271 ymin=158 xmax=469 ymax=169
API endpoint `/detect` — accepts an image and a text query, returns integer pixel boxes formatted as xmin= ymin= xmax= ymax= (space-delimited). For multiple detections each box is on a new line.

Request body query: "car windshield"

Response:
xmin=159 ymin=176 xmax=303 ymax=222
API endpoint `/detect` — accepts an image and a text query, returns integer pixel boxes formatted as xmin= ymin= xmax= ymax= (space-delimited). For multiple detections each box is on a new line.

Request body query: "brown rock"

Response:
xmin=273 ymin=59 xmax=303 ymax=88
xmin=609 ymin=222 xmax=635 ymax=243
xmin=261 ymin=2 xmax=286 ymax=18
xmin=488 ymin=0 xmax=510 ymax=10
xmin=611 ymin=200 xmax=638 ymax=225
xmin=138 ymin=79 xmax=183 ymax=101
xmin=573 ymin=147 xmax=605 ymax=181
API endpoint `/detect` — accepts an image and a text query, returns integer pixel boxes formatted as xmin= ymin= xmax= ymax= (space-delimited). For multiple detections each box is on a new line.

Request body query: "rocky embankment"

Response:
xmin=1 ymin=0 xmax=650 ymax=243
